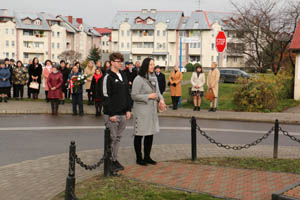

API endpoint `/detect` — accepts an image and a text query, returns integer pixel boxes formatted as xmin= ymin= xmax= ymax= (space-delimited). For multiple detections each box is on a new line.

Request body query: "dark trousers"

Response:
xmin=45 ymin=91 xmax=49 ymax=101
xmin=14 ymin=84 xmax=24 ymax=99
xmin=50 ymin=99 xmax=59 ymax=115
xmin=95 ymin=101 xmax=103 ymax=116
xmin=171 ymin=96 xmax=180 ymax=109
xmin=13 ymin=84 xmax=17 ymax=98
xmin=72 ymin=93 xmax=83 ymax=114
xmin=134 ymin=135 xmax=154 ymax=160
xmin=27 ymin=84 xmax=31 ymax=98
xmin=7 ymin=87 xmax=11 ymax=98
xmin=87 ymin=89 xmax=93 ymax=103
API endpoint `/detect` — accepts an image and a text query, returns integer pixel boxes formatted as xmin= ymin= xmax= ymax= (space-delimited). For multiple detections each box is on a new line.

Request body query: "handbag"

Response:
xmin=205 ymin=89 xmax=215 ymax=102
xmin=29 ymin=81 xmax=39 ymax=90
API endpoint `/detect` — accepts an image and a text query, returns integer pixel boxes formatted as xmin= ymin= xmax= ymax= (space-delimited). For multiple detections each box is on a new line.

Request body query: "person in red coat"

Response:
xmin=47 ymin=65 xmax=63 ymax=115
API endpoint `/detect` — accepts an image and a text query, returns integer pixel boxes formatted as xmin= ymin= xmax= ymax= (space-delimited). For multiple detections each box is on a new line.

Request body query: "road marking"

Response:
xmin=0 ymin=126 xmax=299 ymax=136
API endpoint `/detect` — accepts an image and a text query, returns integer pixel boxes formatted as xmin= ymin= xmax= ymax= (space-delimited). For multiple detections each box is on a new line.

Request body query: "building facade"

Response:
xmin=111 ymin=9 xmax=245 ymax=69
xmin=94 ymin=27 xmax=112 ymax=54
xmin=0 ymin=9 xmax=101 ymax=64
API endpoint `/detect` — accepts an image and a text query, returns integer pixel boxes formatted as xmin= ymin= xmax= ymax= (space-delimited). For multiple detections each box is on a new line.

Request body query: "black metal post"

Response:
xmin=65 ymin=141 xmax=76 ymax=200
xmin=191 ymin=117 xmax=197 ymax=161
xmin=273 ymin=119 xmax=279 ymax=159
xmin=104 ymin=127 xmax=112 ymax=177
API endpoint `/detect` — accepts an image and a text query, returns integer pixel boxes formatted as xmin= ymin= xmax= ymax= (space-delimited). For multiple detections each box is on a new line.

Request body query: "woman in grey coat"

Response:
xmin=131 ymin=58 xmax=166 ymax=166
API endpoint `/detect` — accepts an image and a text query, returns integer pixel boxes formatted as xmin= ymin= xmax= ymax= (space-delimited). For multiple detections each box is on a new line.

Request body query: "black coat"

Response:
xmin=28 ymin=64 xmax=43 ymax=84
xmin=90 ymin=75 xmax=104 ymax=100
xmin=102 ymin=70 xmax=132 ymax=116
xmin=124 ymin=68 xmax=137 ymax=89
xmin=155 ymin=72 xmax=166 ymax=94
xmin=59 ymin=67 xmax=70 ymax=90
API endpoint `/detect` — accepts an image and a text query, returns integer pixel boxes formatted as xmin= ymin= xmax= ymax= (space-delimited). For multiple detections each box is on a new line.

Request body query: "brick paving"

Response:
xmin=122 ymin=162 xmax=300 ymax=200
xmin=1 ymin=144 xmax=300 ymax=200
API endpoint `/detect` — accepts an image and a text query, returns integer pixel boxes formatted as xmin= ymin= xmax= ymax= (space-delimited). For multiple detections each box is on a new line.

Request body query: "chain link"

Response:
xmin=280 ymin=127 xmax=300 ymax=144
xmin=75 ymin=154 xmax=105 ymax=170
xmin=195 ymin=124 xmax=274 ymax=150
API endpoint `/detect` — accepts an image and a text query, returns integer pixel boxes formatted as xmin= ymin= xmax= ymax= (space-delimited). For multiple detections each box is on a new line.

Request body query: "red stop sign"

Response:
xmin=216 ymin=31 xmax=227 ymax=53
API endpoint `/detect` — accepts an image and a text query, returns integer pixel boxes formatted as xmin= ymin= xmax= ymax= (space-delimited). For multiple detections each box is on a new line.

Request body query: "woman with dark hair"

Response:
xmin=43 ymin=60 xmax=53 ymax=102
xmin=28 ymin=57 xmax=42 ymax=99
xmin=191 ymin=65 xmax=205 ymax=111
xmin=102 ymin=60 xmax=111 ymax=75
xmin=47 ymin=65 xmax=63 ymax=115
xmin=74 ymin=62 xmax=83 ymax=73
xmin=12 ymin=60 xmax=29 ymax=100
xmin=90 ymin=68 xmax=104 ymax=116
xmin=169 ymin=65 xmax=183 ymax=110
xmin=59 ymin=60 xmax=70 ymax=104
xmin=131 ymin=58 xmax=166 ymax=166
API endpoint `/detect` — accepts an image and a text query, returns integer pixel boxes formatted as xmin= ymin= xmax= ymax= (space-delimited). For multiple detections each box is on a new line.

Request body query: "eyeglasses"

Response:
xmin=113 ymin=60 xmax=123 ymax=64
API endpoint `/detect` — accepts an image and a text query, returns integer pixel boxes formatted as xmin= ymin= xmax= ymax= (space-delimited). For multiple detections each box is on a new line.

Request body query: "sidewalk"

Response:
xmin=1 ymin=100 xmax=300 ymax=124
xmin=1 ymin=144 xmax=300 ymax=200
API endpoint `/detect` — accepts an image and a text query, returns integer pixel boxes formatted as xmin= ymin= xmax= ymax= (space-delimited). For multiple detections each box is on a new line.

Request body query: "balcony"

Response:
xmin=132 ymin=48 xmax=153 ymax=55
xmin=132 ymin=35 xmax=154 ymax=42
xmin=23 ymin=46 xmax=45 ymax=53
xmin=189 ymin=48 xmax=201 ymax=55
xmin=22 ymin=35 xmax=47 ymax=42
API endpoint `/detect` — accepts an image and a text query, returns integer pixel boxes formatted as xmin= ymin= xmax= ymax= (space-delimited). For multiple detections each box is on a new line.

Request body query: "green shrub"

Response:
xmin=233 ymin=77 xmax=279 ymax=112
xmin=185 ymin=63 xmax=194 ymax=72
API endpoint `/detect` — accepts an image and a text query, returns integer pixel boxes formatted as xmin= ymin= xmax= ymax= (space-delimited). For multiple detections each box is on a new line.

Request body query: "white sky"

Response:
xmin=1 ymin=0 xmax=234 ymax=27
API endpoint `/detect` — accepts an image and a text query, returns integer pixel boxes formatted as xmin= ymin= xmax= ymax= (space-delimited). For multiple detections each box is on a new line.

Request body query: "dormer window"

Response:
xmin=135 ymin=17 xmax=144 ymax=24
xmin=34 ymin=19 xmax=41 ymax=25
xmin=145 ymin=17 xmax=155 ymax=25
xmin=23 ymin=18 xmax=32 ymax=25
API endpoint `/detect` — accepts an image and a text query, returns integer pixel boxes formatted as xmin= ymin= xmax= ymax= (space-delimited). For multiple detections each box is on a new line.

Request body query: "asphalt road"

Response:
xmin=0 ymin=115 xmax=300 ymax=166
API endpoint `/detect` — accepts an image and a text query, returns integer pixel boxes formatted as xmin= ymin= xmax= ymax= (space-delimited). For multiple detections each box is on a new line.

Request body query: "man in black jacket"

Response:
xmin=155 ymin=65 xmax=166 ymax=95
xmin=103 ymin=52 xmax=132 ymax=172
xmin=123 ymin=61 xmax=137 ymax=90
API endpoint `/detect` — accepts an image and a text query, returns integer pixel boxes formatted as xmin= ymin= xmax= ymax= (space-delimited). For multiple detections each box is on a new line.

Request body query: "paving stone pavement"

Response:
xmin=121 ymin=162 xmax=300 ymax=200
xmin=1 ymin=144 xmax=300 ymax=200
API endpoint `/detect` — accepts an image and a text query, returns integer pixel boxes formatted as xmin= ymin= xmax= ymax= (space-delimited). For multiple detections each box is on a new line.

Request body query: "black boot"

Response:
xmin=144 ymin=135 xmax=156 ymax=165
xmin=0 ymin=97 xmax=2 ymax=102
xmin=134 ymin=136 xmax=147 ymax=166
xmin=193 ymin=107 xmax=197 ymax=111
xmin=197 ymin=107 xmax=201 ymax=111
xmin=55 ymin=102 xmax=59 ymax=115
xmin=51 ymin=102 xmax=55 ymax=115
xmin=4 ymin=97 xmax=8 ymax=103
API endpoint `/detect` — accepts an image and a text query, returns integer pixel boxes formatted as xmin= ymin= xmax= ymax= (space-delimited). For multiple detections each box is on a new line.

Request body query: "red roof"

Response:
xmin=290 ymin=20 xmax=300 ymax=50
xmin=93 ymin=27 xmax=112 ymax=35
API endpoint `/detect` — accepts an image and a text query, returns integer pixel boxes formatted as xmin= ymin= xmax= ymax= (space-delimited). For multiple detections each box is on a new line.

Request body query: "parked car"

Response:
xmin=219 ymin=69 xmax=250 ymax=83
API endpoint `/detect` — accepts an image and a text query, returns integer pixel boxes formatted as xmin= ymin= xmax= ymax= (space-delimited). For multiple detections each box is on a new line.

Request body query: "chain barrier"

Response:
xmin=75 ymin=154 xmax=105 ymax=170
xmin=280 ymin=127 xmax=300 ymax=144
xmin=195 ymin=123 xmax=274 ymax=150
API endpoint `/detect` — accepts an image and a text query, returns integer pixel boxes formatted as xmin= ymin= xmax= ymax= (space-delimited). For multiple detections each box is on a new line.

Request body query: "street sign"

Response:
xmin=182 ymin=37 xmax=200 ymax=43
xmin=216 ymin=31 xmax=227 ymax=53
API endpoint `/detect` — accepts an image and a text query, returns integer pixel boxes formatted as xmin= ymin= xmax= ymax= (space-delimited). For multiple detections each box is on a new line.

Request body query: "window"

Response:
xmin=106 ymin=41 xmax=109 ymax=46
xmin=11 ymin=29 xmax=14 ymax=35
xmin=24 ymin=53 xmax=29 ymax=59
xmin=139 ymin=31 xmax=142 ymax=37
xmin=6 ymin=40 xmax=9 ymax=47
xmin=52 ymin=32 xmax=54 ymax=37
xmin=127 ymin=43 xmax=130 ymax=48
xmin=57 ymin=32 xmax=60 ymax=37
xmin=12 ymin=53 xmax=15 ymax=58
xmin=197 ymin=42 xmax=201 ymax=48
xmin=121 ymin=42 xmax=124 ymax=48
xmin=34 ymin=20 xmax=41 ymax=25
xmin=6 ymin=52 xmax=9 ymax=58
xmin=157 ymin=30 xmax=160 ymax=37
xmin=234 ymin=57 xmax=238 ymax=63
xmin=144 ymin=42 xmax=154 ymax=48
xmin=127 ymin=30 xmax=130 ymax=36
xmin=193 ymin=43 xmax=197 ymax=48
xmin=5 ymin=29 xmax=8 ymax=34
xmin=46 ymin=51 xmax=48 ymax=55
xmin=157 ymin=56 xmax=160 ymax=61
xmin=35 ymin=42 xmax=39 ymax=48
xmin=179 ymin=31 xmax=185 ymax=37
xmin=52 ymin=54 xmax=54 ymax=59
xmin=23 ymin=30 xmax=33 ymax=36
xmin=57 ymin=43 xmax=60 ymax=49
xmin=169 ymin=55 xmax=172 ymax=61
xmin=190 ymin=43 xmax=193 ymax=48
xmin=163 ymin=43 xmax=166 ymax=49
xmin=137 ymin=56 xmax=141 ymax=61
xmin=211 ymin=56 xmax=214 ymax=62
xmin=121 ymin=30 xmax=124 ymax=37
xmin=211 ymin=43 xmax=215 ymax=50
xmin=136 ymin=43 xmax=143 ymax=48
xmin=52 ymin=43 xmax=55 ymax=48
xmin=11 ymin=41 xmax=15 ymax=47
xmin=163 ymin=30 xmax=166 ymax=37
xmin=148 ymin=31 xmax=154 ymax=36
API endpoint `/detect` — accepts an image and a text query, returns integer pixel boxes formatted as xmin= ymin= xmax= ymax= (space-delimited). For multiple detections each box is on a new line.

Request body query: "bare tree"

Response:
xmin=58 ymin=50 xmax=82 ymax=63
xmin=228 ymin=0 xmax=300 ymax=74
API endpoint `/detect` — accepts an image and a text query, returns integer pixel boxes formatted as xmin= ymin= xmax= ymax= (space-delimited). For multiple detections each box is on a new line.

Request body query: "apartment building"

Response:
xmin=94 ymin=27 xmax=112 ymax=54
xmin=0 ymin=9 xmax=101 ymax=64
xmin=111 ymin=9 xmax=245 ymax=68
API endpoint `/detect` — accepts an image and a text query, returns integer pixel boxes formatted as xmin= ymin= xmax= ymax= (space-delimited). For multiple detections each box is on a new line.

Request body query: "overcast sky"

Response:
xmin=2 ymin=0 xmax=234 ymax=27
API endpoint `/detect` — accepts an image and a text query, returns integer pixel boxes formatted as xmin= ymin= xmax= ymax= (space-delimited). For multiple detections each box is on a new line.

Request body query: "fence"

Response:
xmin=64 ymin=127 xmax=113 ymax=200
xmin=190 ymin=116 xmax=300 ymax=161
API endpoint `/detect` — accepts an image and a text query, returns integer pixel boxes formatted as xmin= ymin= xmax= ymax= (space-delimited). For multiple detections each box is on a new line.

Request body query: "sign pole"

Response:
xmin=179 ymin=37 xmax=182 ymax=108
